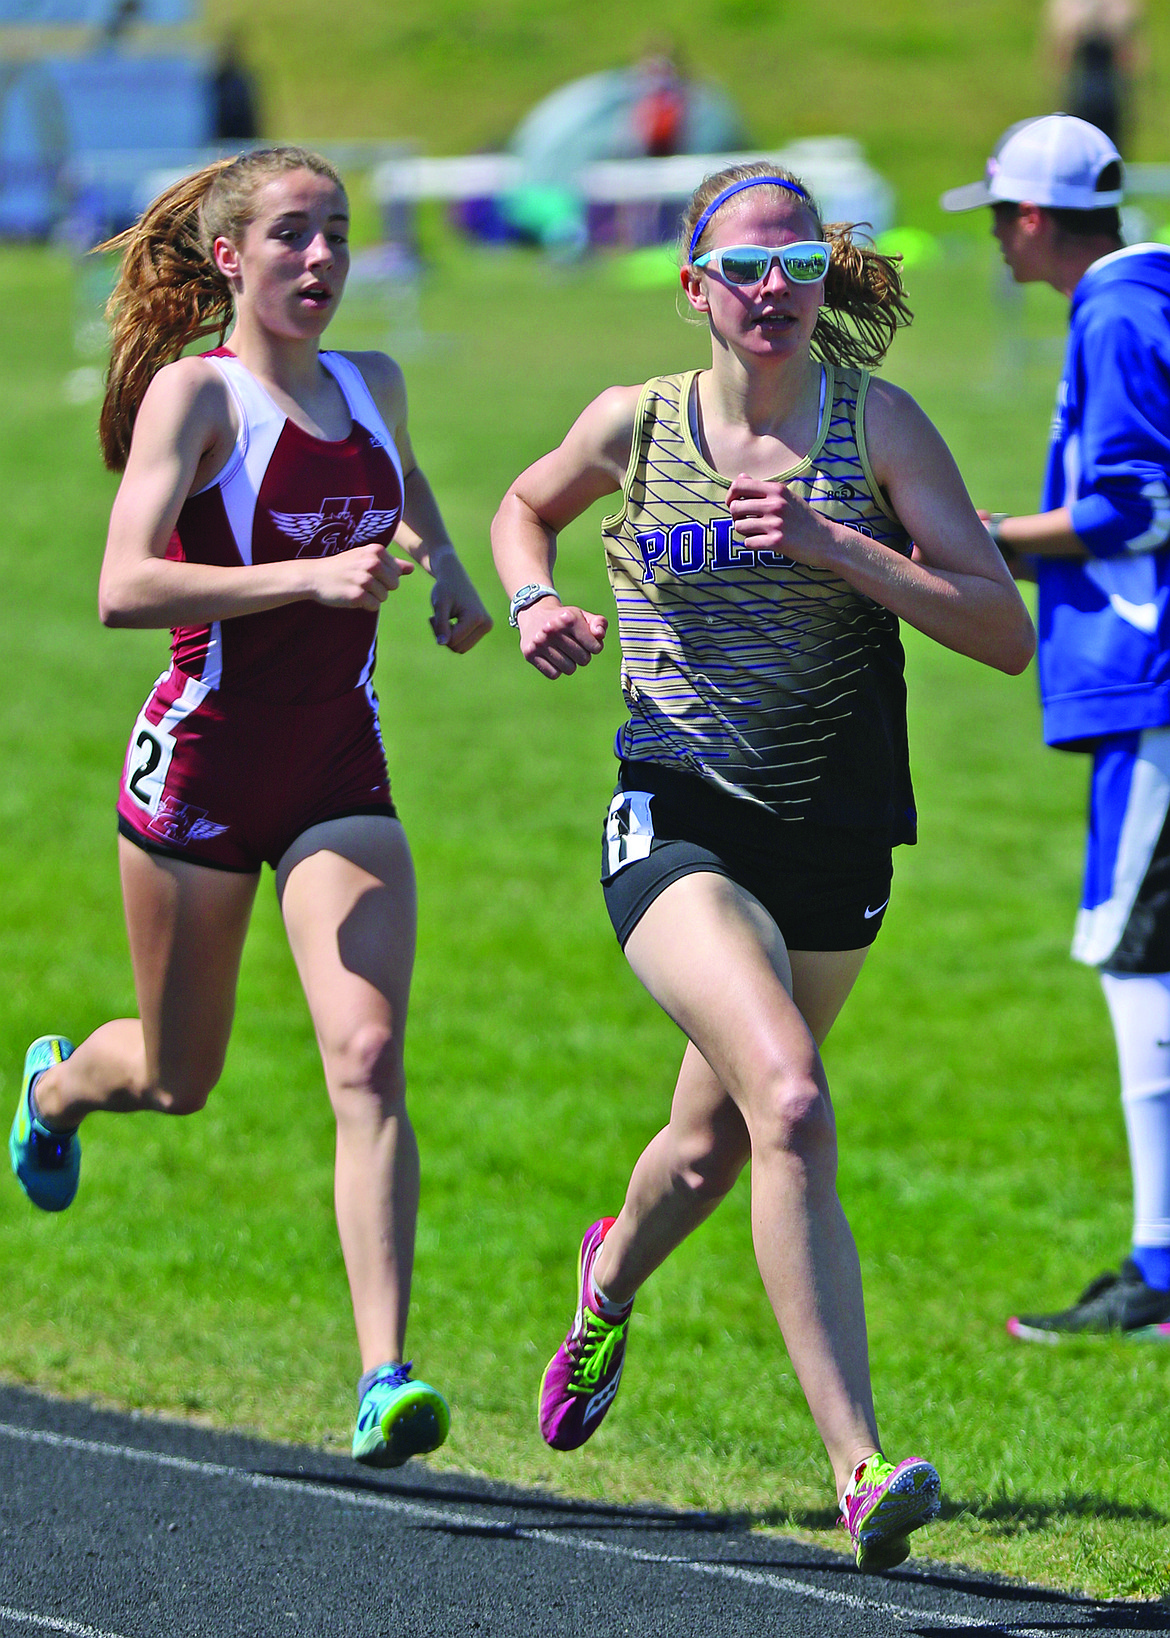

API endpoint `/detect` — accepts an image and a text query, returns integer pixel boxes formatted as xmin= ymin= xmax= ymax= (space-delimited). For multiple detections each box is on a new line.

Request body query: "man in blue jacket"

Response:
xmin=943 ymin=114 xmax=1170 ymax=1340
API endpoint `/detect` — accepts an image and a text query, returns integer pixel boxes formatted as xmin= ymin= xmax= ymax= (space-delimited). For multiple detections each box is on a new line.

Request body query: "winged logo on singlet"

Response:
xmin=270 ymin=495 xmax=400 ymax=558
xmin=146 ymin=796 xmax=229 ymax=845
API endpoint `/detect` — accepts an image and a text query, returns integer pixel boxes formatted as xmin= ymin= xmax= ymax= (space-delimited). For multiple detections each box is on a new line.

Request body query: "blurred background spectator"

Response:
xmin=211 ymin=30 xmax=259 ymax=143
xmin=1046 ymin=0 xmax=1143 ymax=153
xmin=632 ymin=50 xmax=687 ymax=160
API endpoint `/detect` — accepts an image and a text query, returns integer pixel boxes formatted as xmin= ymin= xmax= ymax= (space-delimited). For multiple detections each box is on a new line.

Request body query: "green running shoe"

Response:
xmin=10 ymin=1036 xmax=78 ymax=1212
xmin=352 ymin=1362 xmax=450 ymax=1468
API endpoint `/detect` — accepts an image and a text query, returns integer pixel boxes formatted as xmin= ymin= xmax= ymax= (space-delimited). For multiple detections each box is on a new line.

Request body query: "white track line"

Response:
xmin=0 ymin=1605 xmax=130 ymax=1638
xmin=0 ymin=1422 xmax=1084 ymax=1635
xmin=527 ymin=1529 xmax=910 ymax=1615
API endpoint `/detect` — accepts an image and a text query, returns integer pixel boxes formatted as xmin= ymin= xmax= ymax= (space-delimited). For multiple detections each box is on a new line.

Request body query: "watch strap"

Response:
xmin=508 ymin=582 xmax=560 ymax=626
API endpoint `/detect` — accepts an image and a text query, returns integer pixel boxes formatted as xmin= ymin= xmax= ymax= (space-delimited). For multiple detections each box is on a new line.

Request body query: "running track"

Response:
xmin=0 ymin=1387 xmax=1161 ymax=1636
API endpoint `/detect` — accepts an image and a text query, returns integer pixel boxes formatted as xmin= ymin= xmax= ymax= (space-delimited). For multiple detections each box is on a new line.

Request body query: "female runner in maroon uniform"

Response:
xmin=9 ymin=147 xmax=491 ymax=1465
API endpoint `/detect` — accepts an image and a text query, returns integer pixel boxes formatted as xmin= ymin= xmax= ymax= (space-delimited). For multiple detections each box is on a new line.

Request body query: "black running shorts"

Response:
xmin=601 ymin=760 xmax=895 ymax=951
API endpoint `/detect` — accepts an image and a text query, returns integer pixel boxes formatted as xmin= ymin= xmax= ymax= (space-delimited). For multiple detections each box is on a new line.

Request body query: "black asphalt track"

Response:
xmin=0 ymin=1385 xmax=1162 ymax=1637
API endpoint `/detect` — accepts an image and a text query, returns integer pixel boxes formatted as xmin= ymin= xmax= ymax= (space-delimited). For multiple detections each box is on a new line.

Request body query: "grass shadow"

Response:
xmin=773 ymin=1491 xmax=1169 ymax=1537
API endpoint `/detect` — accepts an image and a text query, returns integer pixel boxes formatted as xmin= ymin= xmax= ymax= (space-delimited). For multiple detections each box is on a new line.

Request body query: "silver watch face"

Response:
xmin=510 ymin=584 xmax=555 ymax=623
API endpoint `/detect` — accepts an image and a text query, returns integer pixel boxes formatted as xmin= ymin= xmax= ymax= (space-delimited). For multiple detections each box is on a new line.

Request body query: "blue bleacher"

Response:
xmin=0 ymin=0 xmax=210 ymax=237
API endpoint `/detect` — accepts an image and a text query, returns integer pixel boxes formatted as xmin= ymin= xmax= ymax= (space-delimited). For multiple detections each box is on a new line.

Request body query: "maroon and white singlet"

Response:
xmin=117 ymin=348 xmax=406 ymax=872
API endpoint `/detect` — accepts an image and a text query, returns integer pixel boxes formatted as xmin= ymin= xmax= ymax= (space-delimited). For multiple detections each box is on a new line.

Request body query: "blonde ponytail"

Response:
xmin=817 ymin=220 xmax=912 ymax=371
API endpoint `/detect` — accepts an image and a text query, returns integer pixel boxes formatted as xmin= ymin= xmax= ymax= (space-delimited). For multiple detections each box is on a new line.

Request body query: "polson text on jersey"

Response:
xmin=633 ymin=516 xmax=876 ymax=583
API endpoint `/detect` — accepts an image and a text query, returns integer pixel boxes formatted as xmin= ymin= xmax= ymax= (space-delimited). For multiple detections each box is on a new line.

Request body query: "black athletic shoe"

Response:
xmin=1007 ymin=1258 xmax=1170 ymax=1343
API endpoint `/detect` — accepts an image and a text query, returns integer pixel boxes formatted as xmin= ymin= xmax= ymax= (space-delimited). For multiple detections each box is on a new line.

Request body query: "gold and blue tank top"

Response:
xmin=601 ymin=364 xmax=917 ymax=841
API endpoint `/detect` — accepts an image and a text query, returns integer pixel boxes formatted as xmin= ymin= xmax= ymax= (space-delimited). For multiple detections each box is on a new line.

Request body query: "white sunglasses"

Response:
xmin=692 ymin=240 xmax=830 ymax=286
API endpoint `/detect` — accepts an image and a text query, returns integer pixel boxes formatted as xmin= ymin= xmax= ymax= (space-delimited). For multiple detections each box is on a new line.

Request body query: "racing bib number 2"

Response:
xmin=124 ymin=708 xmax=177 ymax=815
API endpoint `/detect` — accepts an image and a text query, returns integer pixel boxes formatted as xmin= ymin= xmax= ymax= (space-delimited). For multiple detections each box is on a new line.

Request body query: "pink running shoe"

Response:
xmin=839 ymin=1453 xmax=941 ymax=1573
xmin=538 ymin=1217 xmax=633 ymax=1450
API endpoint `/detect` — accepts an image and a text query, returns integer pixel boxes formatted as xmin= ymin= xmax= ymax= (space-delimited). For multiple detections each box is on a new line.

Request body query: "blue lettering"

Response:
xmin=757 ymin=549 xmax=795 ymax=567
xmin=669 ymin=522 xmax=705 ymax=576
xmin=711 ymin=517 xmax=755 ymax=569
xmin=634 ymin=529 xmax=667 ymax=583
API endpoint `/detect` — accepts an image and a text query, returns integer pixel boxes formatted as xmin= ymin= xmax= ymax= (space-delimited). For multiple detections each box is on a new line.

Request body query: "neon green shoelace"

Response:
xmin=857 ymin=1454 xmax=896 ymax=1491
xmin=568 ymin=1311 xmax=627 ymax=1392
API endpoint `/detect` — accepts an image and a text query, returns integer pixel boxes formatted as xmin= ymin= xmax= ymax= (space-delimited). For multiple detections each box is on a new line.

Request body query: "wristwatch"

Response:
xmin=985 ymin=513 xmax=1012 ymax=549
xmin=508 ymin=582 xmax=560 ymax=626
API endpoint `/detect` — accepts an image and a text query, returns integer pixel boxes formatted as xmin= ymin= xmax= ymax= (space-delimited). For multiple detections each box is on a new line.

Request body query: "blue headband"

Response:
xmin=687 ymin=176 xmax=811 ymax=261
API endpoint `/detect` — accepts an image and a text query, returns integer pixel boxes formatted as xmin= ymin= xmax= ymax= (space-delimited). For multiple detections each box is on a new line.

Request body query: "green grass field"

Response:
xmin=0 ymin=228 xmax=1166 ymax=1603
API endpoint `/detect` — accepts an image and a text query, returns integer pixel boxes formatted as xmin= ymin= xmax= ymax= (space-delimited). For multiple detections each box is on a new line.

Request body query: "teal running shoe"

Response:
xmin=10 ymin=1036 xmax=78 ymax=1212
xmin=352 ymin=1362 xmax=450 ymax=1468
xmin=840 ymin=1452 xmax=940 ymax=1573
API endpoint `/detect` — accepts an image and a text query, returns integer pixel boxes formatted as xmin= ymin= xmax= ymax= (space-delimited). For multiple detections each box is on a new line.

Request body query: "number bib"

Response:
xmin=603 ymin=789 xmax=655 ymax=879
xmin=123 ymin=706 xmax=177 ymax=815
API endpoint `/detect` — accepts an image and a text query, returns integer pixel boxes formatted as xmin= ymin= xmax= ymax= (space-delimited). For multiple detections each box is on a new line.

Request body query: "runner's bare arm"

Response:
xmin=491 ymin=385 xmax=638 ymax=678
xmin=99 ymin=358 xmax=408 ymax=627
xmin=351 ymin=350 xmax=492 ymax=653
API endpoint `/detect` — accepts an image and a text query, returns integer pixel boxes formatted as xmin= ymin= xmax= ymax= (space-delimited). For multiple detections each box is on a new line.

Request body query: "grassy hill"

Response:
xmin=205 ymin=0 xmax=1170 ymax=226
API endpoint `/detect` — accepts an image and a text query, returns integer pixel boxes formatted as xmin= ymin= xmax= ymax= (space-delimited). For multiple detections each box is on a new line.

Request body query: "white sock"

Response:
xmin=1099 ymin=972 xmax=1170 ymax=1255
xmin=589 ymin=1265 xmax=631 ymax=1319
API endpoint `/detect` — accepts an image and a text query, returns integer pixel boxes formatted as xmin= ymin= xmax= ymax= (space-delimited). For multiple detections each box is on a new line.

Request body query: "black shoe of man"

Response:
xmin=1007 ymin=1258 xmax=1170 ymax=1342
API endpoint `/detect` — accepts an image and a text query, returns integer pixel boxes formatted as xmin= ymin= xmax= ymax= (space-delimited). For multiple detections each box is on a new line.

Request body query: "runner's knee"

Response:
xmin=325 ymin=1022 xmax=406 ymax=1111
xmin=148 ymin=1058 xmax=224 ymax=1115
xmin=748 ymin=1065 xmax=833 ymax=1162
xmin=673 ymin=1118 xmax=750 ymax=1199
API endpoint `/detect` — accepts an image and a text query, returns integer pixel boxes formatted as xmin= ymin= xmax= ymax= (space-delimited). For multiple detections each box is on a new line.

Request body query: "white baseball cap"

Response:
xmin=941 ymin=114 xmax=1124 ymax=212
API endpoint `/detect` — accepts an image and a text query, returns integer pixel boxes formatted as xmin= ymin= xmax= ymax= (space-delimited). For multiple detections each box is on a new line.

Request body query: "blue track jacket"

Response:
xmin=1036 ymin=244 xmax=1170 ymax=748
